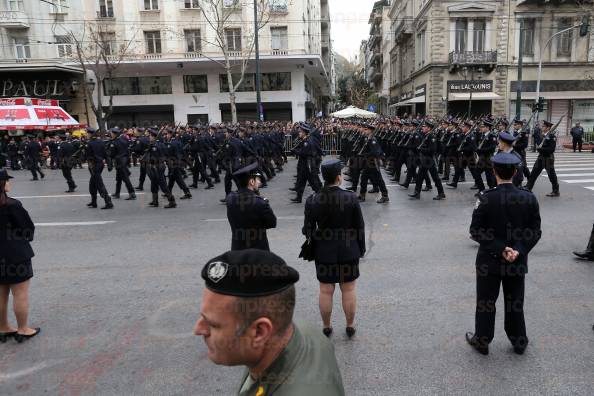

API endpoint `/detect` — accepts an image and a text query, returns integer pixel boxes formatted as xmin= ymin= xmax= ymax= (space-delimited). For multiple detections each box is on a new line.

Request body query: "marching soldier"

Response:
xmin=511 ymin=119 xmax=531 ymax=181
xmin=358 ymin=123 xmax=389 ymax=204
xmin=226 ymin=162 xmax=277 ymax=251
xmin=108 ymin=127 xmax=136 ymax=201
xmin=146 ymin=129 xmax=176 ymax=209
xmin=291 ymin=123 xmax=321 ymax=204
xmin=467 ymin=152 xmax=541 ymax=356
xmin=85 ymin=128 xmax=113 ymax=210
xmin=475 ymin=120 xmax=498 ymax=190
xmin=219 ymin=127 xmax=244 ymax=203
xmin=133 ymin=131 xmax=150 ymax=191
xmin=165 ymin=129 xmax=192 ymax=200
xmin=525 ymin=120 xmax=560 ymax=197
xmin=448 ymin=121 xmax=482 ymax=192
xmin=409 ymin=120 xmax=446 ymax=200
xmin=24 ymin=137 xmax=44 ymax=181
xmin=7 ymin=139 xmax=20 ymax=170
xmin=57 ymin=134 xmax=77 ymax=193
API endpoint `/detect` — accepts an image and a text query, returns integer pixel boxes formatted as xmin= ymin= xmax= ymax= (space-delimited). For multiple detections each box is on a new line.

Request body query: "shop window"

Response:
xmin=183 ymin=75 xmax=208 ymax=93
xmin=261 ymin=72 xmax=291 ymax=91
xmin=220 ymin=73 xmax=256 ymax=92
xmin=104 ymin=76 xmax=172 ymax=95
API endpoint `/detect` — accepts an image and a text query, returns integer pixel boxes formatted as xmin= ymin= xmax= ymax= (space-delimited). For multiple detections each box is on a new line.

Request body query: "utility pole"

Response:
xmin=254 ymin=0 xmax=263 ymax=122
xmin=516 ymin=19 xmax=524 ymax=120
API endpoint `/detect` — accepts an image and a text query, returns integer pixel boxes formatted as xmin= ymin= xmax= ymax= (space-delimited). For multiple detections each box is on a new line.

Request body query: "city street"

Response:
xmin=1 ymin=155 xmax=593 ymax=395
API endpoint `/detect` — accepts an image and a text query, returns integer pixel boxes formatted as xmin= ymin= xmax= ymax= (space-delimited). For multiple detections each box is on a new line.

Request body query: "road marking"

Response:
xmin=203 ymin=216 xmax=303 ymax=223
xmin=562 ymin=179 xmax=594 ymax=184
xmin=549 ymin=173 xmax=594 ymax=177
xmin=14 ymin=193 xmax=145 ymax=199
xmin=35 ymin=221 xmax=117 ymax=226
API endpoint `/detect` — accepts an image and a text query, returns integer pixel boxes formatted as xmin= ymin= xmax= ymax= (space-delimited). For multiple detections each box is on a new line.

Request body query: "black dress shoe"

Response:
xmin=446 ymin=183 xmax=457 ymax=189
xmin=322 ymin=328 xmax=333 ymax=337
xmin=164 ymin=202 xmax=177 ymax=209
xmin=573 ymin=250 xmax=594 ymax=260
xmin=0 ymin=331 xmax=17 ymax=343
xmin=111 ymin=194 xmax=120 ymax=199
xmin=465 ymin=332 xmax=488 ymax=355
xmin=376 ymin=196 xmax=389 ymax=204
xmin=290 ymin=198 xmax=302 ymax=203
xmin=125 ymin=195 xmax=136 ymax=201
xmin=513 ymin=346 xmax=526 ymax=355
xmin=87 ymin=202 xmax=97 ymax=208
xmin=14 ymin=328 xmax=41 ymax=343
xmin=399 ymin=183 xmax=409 ymax=188
xmin=101 ymin=203 xmax=114 ymax=210
xmin=205 ymin=185 xmax=214 ymax=190
xmin=149 ymin=202 xmax=159 ymax=207
xmin=409 ymin=193 xmax=420 ymax=200
xmin=180 ymin=194 xmax=192 ymax=200
xmin=422 ymin=186 xmax=433 ymax=192
xmin=346 ymin=327 xmax=356 ymax=338
xmin=65 ymin=189 xmax=76 ymax=193
xmin=546 ymin=191 xmax=560 ymax=197
xmin=368 ymin=189 xmax=379 ymax=194
xmin=433 ymin=194 xmax=446 ymax=201
xmin=189 ymin=184 xmax=198 ymax=189
xmin=219 ymin=198 xmax=228 ymax=203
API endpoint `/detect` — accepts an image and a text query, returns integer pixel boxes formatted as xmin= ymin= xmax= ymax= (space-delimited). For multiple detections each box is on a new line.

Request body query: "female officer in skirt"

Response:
xmin=303 ymin=159 xmax=366 ymax=338
xmin=0 ymin=169 xmax=41 ymax=343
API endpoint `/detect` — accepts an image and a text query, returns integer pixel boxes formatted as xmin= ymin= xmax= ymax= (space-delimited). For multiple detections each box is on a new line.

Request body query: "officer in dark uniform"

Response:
xmin=147 ymin=129 xmax=176 ymax=209
xmin=165 ymin=129 xmax=192 ymax=200
xmin=7 ymin=139 xmax=20 ymax=170
xmin=409 ymin=120 xmax=446 ymax=200
xmin=195 ymin=249 xmax=345 ymax=396
xmin=358 ymin=123 xmax=389 ymax=204
xmin=24 ymin=137 xmax=44 ymax=181
xmin=475 ymin=120 xmax=497 ymax=189
xmin=220 ymin=127 xmax=244 ymax=203
xmin=85 ymin=128 xmax=113 ymax=210
xmin=511 ymin=119 xmax=531 ymax=181
xmin=108 ymin=128 xmax=136 ymax=200
xmin=57 ymin=134 xmax=77 ymax=193
xmin=225 ymin=162 xmax=277 ymax=251
xmin=466 ymin=152 xmax=542 ymax=355
xmin=133 ymin=132 xmax=150 ymax=191
xmin=496 ymin=132 xmax=524 ymax=187
xmin=525 ymin=120 xmax=560 ymax=197
xmin=291 ymin=123 xmax=321 ymax=203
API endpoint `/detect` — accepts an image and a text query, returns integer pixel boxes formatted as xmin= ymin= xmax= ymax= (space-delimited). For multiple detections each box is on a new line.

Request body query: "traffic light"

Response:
xmin=533 ymin=97 xmax=545 ymax=113
xmin=580 ymin=14 xmax=591 ymax=37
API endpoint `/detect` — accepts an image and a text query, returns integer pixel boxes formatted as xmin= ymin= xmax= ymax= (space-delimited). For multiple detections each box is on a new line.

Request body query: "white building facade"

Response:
xmin=0 ymin=0 xmax=334 ymax=127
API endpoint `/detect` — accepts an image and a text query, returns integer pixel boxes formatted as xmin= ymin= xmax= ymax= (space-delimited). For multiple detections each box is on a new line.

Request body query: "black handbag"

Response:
xmin=299 ymin=238 xmax=315 ymax=262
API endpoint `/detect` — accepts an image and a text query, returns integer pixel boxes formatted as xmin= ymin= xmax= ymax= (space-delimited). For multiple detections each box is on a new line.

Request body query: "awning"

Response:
xmin=408 ymin=95 xmax=425 ymax=104
xmin=515 ymin=91 xmax=594 ymax=101
xmin=448 ymin=92 xmax=502 ymax=101
xmin=0 ymin=98 xmax=79 ymax=131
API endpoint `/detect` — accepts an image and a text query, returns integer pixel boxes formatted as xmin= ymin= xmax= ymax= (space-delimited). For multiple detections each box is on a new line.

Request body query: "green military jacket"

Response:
xmin=238 ymin=323 xmax=345 ymax=396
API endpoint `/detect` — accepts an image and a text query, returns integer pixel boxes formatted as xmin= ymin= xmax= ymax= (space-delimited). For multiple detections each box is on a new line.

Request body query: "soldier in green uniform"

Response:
xmin=194 ymin=249 xmax=345 ymax=396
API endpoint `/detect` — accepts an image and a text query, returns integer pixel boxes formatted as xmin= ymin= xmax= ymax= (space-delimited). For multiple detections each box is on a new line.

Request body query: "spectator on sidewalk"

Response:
xmin=570 ymin=122 xmax=585 ymax=152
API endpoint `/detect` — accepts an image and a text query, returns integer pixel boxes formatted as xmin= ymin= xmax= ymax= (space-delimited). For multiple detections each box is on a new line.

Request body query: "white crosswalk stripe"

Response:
xmin=525 ymin=152 xmax=594 ymax=192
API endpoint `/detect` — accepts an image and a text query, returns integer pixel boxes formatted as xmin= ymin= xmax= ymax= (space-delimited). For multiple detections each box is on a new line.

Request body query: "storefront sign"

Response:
xmin=415 ymin=84 xmax=426 ymax=97
xmin=448 ymin=80 xmax=493 ymax=93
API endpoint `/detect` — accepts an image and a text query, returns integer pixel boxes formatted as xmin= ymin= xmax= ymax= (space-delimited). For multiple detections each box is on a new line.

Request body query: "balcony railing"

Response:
xmin=449 ymin=50 xmax=497 ymax=69
xmin=368 ymin=66 xmax=382 ymax=81
xmin=0 ymin=10 xmax=29 ymax=28
xmin=394 ymin=17 xmax=413 ymax=41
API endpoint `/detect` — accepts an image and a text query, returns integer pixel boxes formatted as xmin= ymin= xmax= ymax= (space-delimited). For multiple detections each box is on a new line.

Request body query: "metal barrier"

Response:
xmin=284 ymin=134 xmax=342 ymax=154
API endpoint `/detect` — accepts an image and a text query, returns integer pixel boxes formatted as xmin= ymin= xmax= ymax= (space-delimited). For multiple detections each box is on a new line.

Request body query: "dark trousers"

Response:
xmin=224 ymin=166 xmax=234 ymax=195
xmin=168 ymin=166 xmax=190 ymax=194
xmin=138 ymin=164 xmax=147 ymax=188
xmin=9 ymin=155 xmax=19 ymax=170
xmin=360 ymin=165 xmax=388 ymax=197
xmin=348 ymin=157 xmax=363 ymax=190
xmin=149 ymin=166 xmax=171 ymax=195
xmin=295 ymin=159 xmax=321 ymax=199
xmin=526 ymin=155 xmax=559 ymax=193
xmin=192 ymin=155 xmax=211 ymax=185
xmin=573 ymin=139 xmax=583 ymax=152
xmin=115 ymin=166 xmax=134 ymax=195
xmin=452 ymin=155 xmax=482 ymax=189
xmin=61 ymin=165 xmax=76 ymax=190
xmin=89 ymin=164 xmax=109 ymax=203
xmin=475 ymin=272 xmax=527 ymax=349
xmin=29 ymin=157 xmax=44 ymax=179
xmin=477 ymin=156 xmax=496 ymax=189
xmin=415 ymin=156 xmax=444 ymax=195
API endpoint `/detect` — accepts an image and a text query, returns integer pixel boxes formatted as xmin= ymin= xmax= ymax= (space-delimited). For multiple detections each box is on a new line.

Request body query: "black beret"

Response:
xmin=482 ymin=120 xmax=494 ymax=128
xmin=202 ymin=249 xmax=299 ymax=298
xmin=491 ymin=152 xmax=521 ymax=166
xmin=232 ymin=162 xmax=262 ymax=179
xmin=321 ymin=159 xmax=342 ymax=182
xmin=109 ymin=127 xmax=121 ymax=135
xmin=498 ymin=132 xmax=516 ymax=144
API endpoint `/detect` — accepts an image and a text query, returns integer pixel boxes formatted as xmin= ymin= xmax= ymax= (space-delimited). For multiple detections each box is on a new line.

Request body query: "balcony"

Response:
xmin=0 ymin=10 xmax=30 ymax=28
xmin=368 ymin=66 xmax=382 ymax=81
xmin=449 ymin=50 xmax=497 ymax=71
xmin=394 ymin=17 xmax=413 ymax=42
xmin=370 ymin=48 xmax=381 ymax=63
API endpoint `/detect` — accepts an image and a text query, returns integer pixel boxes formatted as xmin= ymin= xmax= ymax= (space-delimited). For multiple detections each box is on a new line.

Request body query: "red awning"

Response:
xmin=0 ymin=98 xmax=80 ymax=131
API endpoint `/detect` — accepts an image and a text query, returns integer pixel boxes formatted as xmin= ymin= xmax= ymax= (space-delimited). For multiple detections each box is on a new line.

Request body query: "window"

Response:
xmin=520 ymin=19 xmax=535 ymax=56
xmin=55 ymin=35 xmax=72 ymax=58
xmin=13 ymin=37 xmax=30 ymax=59
xmin=8 ymin=0 xmax=24 ymax=11
xmin=223 ymin=0 xmax=239 ymax=7
xmin=104 ymin=76 xmax=172 ymax=95
xmin=271 ymin=27 xmax=288 ymax=50
xmin=455 ymin=19 xmax=467 ymax=52
xmin=185 ymin=30 xmax=201 ymax=53
xmin=557 ymin=18 xmax=573 ymax=57
xmin=473 ymin=20 xmax=486 ymax=52
xmin=183 ymin=75 xmax=208 ymax=93
xmin=52 ymin=0 xmax=68 ymax=13
xmin=100 ymin=32 xmax=116 ymax=55
xmin=98 ymin=0 xmax=113 ymax=17
xmin=184 ymin=0 xmax=199 ymax=8
xmin=144 ymin=0 xmax=158 ymax=10
xmin=220 ymin=73 xmax=256 ymax=92
xmin=261 ymin=72 xmax=291 ymax=91
xmin=417 ymin=30 xmax=426 ymax=67
xmin=144 ymin=31 xmax=161 ymax=54
xmin=270 ymin=0 xmax=288 ymax=12
xmin=225 ymin=28 xmax=241 ymax=52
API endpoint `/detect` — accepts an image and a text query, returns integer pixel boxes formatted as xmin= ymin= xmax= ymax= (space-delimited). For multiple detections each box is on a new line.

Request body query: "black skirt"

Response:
xmin=315 ymin=260 xmax=359 ymax=284
xmin=0 ymin=260 xmax=33 ymax=285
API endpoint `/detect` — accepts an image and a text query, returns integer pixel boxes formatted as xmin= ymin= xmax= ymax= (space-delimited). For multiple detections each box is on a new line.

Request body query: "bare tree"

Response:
xmin=62 ymin=23 xmax=137 ymax=131
xmin=199 ymin=0 xmax=271 ymax=123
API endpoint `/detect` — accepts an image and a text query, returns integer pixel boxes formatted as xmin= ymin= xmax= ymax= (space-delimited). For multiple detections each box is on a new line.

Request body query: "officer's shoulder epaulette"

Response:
xmin=480 ymin=187 xmax=497 ymax=195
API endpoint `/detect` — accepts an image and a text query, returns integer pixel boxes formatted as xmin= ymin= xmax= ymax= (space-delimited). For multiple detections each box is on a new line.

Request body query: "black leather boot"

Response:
xmin=573 ymin=224 xmax=594 ymax=260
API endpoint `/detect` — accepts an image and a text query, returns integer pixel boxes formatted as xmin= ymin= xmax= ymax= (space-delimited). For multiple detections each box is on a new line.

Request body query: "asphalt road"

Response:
xmin=1 ymin=156 xmax=593 ymax=396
